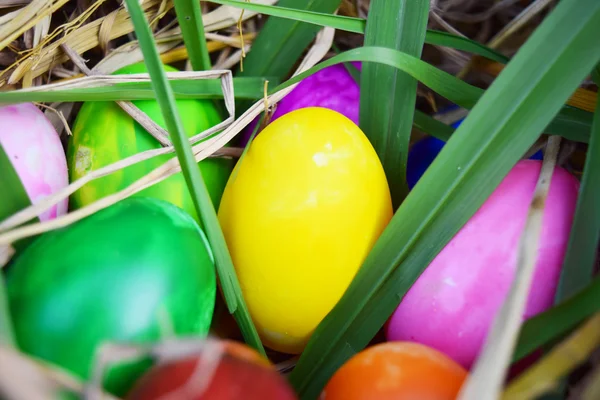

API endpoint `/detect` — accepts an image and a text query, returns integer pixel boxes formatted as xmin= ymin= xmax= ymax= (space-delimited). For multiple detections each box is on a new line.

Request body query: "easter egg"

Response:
xmin=241 ymin=63 xmax=361 ymax=146
xmin=322 ymin=341 xmax=468 ymax=400
xmin=6 ymin=197 xmax=217 ymax=396
xmin=386 ymin=160 xmax=579 ymax=368
xmin=0 ymin=103 xmax=68 ymax=221
xmin=127 ymin=340 xmax=298 ymax=400
xmin=67 ymin=62 xmax=234 ymax=223
xmin=218 ymin=107 xmax=393 ymax=354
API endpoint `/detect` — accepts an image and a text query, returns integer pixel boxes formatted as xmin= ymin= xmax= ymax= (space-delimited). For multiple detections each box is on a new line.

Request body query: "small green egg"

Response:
xmin=6 ymin=197 xmax=217 ymax=396
xmin=67 ymin=62 xmax=234 ymax=223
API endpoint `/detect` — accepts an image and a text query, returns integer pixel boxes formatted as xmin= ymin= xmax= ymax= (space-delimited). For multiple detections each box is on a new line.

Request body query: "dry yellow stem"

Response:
xmin=502 ymin=313 xmax=600 ymax=399
xmin=473 ymin=58 xmax=598 ymax=113
xmin=0 ymin=0 xmax=70 ymax=52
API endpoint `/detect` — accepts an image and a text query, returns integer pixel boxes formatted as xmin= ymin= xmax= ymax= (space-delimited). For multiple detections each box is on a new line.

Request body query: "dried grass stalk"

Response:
xmin=0 ymin=0 xmax=70 ymax=52
xmin=457 ymin=135 xmax=563 ymax=400
xmin=502 ymin=313 xmax=600 ymax=399
xmin=3 ymin=0 xmax=274 ymax=86
xmin=0 ymin=26 xmax=336 ymax=248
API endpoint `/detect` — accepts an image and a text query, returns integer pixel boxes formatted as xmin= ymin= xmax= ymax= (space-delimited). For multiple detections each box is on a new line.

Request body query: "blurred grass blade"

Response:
xmin=235 ymin=0 xmax=342 ymax=82
xmin=503 ymin=313 xmax=600 ymax=400
xmin=0 ymin=143 xmax=36 ymax=347
xmin=513 ymin=252 xmax=600 ymax=363
xmin=173 ymin=0 xmax=211 ymax=70
xmin=359 ymin=0 xmax=430 ymax=207
xmin=414 ymin=110 xmax=454 ymax=141
xmin=123 ymin=0 xmax=265 ymax=356
xmin=289 ymin=0 xmax=600 ymax=397
xmin=546 ymin=105 xmax=594 ymax=143
xmin=207 ymin=0 xmax=509 ymax=64
xmin=270 ymin=47 xmax=594 ymax=143
xmin=458 ymin=137 xmax=562 ymax=400
xmin=0 ymin=77 xmax=275 ymax=103
xmin=554 ymin=65 xmax=600 ymax=302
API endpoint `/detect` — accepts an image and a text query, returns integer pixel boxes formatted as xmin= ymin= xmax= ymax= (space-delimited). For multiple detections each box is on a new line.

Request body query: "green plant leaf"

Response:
xmin=206 ymin=0 xmax=509 ymax=64
xmin=235 ymin=0 xmax=342 ymax=82
xmin=554 ymin=65 xmax=600 ymax=303
xmin=173 ymin=0 xmax=211 ymax=71
xmin=0 ymin=77 xmax=276 ymax=104
xmin=288 ymin=0 xmax=600 ymax=397
xmin=0 ymin=143 xmax=38 ymax=347
xmin=513 ymin=274 xmax=600 ymax=362
xmin=123 ymin=0 xmax=265 ymax=356
xmin=269 ymin=47 xmax=594 ymax=144
xmin=359 ymin=0 xmax=430 ymax=207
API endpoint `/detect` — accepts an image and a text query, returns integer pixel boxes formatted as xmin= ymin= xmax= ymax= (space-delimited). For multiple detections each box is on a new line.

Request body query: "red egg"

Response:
xmin=126 ymin=340 xmax=297 ymax=400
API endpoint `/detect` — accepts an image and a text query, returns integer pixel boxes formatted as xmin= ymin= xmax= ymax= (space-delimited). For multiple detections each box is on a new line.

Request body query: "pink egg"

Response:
xmin=385 ymin=160 xmax=580 ymax=369
xmin=0 ymin=103 xmax=69 ymax=221
xmin=241 ymin=62 xmax=362 ymax=146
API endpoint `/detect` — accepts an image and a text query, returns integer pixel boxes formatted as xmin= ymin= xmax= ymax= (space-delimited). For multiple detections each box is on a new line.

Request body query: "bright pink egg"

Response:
xmin=0 ymin=103 xmax=68 ymax=221
xmin=385 ymin=160 xmax=579 ymax=369
xmin=241 ymin=62 xmax=362 ymax=146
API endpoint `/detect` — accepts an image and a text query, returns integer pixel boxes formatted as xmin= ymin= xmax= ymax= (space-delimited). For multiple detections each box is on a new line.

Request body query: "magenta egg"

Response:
xmin=0 ymin=103 xmax=69 ymax=221
xmin=385 ymin=159 xmax=580 ymax=369
xmin=241 ymin=62 xmax=361 ymax=146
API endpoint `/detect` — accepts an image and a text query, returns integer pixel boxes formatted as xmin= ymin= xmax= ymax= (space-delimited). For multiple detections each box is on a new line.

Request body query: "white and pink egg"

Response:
xmin=0 ymin=103 xmax=68 ymax=221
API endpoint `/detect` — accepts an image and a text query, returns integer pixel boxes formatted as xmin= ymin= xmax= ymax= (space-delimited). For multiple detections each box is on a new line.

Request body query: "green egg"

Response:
xmin=67 ymin=62 xmax=234 ymax=223
xmin=6 ymin=197 xmax=217 ymax=396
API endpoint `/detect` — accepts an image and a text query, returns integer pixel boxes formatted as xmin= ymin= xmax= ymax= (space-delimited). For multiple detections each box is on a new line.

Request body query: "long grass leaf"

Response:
xmin=173 ymin=0 xmax=212 ymax=70
xmin=289 ymin=1 xmax=600 ymax=397
xmin=269 ymin=47 xmax=593 ymax=143
xmin=235 ymin=0 xmax=342 ymax=82
xmin=0 ymin=143 xmax=32 ymax=347
xmin=123 ymin=0 xmax=265 ymax=356
xmin=206 ymin=0 xmax=510 ymax=64
xmin=0 ymin=76 xmax=275 ymax=103
xmin=513 ymin=258 xmax=600 ymax=363
xmin=503 ymin=313 xmax=600 ymax=399
xmin=360 ymin=0 xmax=430 ymax=206
xmin=554 ymin=65 xmax=600 ymax=302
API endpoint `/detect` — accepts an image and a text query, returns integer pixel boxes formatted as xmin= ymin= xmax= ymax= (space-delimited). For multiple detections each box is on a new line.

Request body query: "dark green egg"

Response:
xmin=6 ymin=197 xmax=217 ymax=396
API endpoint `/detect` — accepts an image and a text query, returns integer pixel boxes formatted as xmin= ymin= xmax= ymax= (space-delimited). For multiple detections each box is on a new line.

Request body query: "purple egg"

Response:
xmin=240 ymin=62 xmax=362 ymax=146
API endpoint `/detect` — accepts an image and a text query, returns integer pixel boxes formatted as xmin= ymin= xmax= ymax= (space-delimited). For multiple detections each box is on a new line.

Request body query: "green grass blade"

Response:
xmin=235 ymin=0 xmax=342 ymax=82
xmin=359 ymin=0 xmax=430 ymax=207
xmin=0 ymin=77 xmax=276 ymax=103
xmin=513 ymin=274 xmax=600 ymax=362
xmin=289 ymin=0 xmax=600 ymax=397
xmin=269 ymin=47 xmax=594 ymax=143
xmin=173 ymin=0 xmax=211 ymax=70
xmin=546 ymin=105 xmax=594 ymax=143
xmin=206 ymin=0 xmax=509 ymax=64
xmin=554 ymin=65 xmax=600 ymax=302
xmin=123 ymin=0 xmax=265 ymax=356
xmin=414 ymin=110 xmax=454 ymax=141
xmin=0 ymin=143 xmax=30 ymax=347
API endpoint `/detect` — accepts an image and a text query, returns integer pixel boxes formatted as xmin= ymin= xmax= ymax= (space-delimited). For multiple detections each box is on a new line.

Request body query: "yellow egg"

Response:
xmin=218 ymin=107 xmax=393 ymax=354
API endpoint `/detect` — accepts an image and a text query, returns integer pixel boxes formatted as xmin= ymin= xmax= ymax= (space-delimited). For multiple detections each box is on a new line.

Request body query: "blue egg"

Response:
xmin=407 ymin=116 xmax=544 ymax=189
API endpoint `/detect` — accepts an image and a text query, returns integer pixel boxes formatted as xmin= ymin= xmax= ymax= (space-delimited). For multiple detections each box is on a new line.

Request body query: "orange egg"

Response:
xmin=321 ymin=342 xmax=468 ymax=400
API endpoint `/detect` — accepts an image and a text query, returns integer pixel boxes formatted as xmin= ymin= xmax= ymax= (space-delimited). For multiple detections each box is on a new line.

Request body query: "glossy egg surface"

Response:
xmin=218 ymin=107 xmax=393 ymax=354
xmin=321 ymin=341 xmax=468 ymax=400
xmin=386 ymin=160 xmax=579 ymax=368
xmin=7 ymin=197 xmax=217 ymax=396
xmin=67 ymin=62 xmax=234 ymax=222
